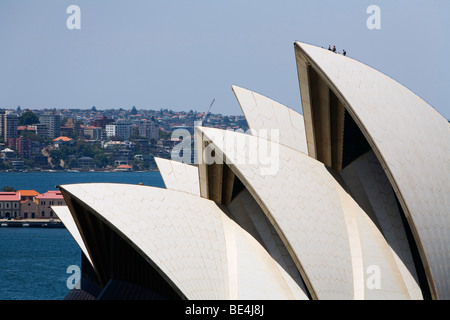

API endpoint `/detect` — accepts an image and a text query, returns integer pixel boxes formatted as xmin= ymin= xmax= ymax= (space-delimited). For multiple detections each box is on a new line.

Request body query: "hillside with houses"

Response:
xmin=0 ymin=107 xmax=248 ymax=172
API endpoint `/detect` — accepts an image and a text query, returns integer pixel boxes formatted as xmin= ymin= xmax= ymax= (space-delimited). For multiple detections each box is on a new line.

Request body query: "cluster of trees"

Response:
xmin=48 ymin=140 xmax=113 ymax=169
xmin=18 ymin=110 xmax=40 ymax=126
xmin=1 ymin=186 xmax=16 ymax=192
xmin=0 ymin=161 xmax=14 ymax=171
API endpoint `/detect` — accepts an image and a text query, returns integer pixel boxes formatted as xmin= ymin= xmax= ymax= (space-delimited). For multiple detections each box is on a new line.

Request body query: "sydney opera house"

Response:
xmin=56 ymin=42 xmax=449 ymax=300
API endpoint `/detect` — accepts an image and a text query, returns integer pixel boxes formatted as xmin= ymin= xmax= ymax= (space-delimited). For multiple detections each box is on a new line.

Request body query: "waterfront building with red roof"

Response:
xmin=36 ymin=190 xmax=66 ymax=219
xmin=0 ymin=192 xmax=21 ymax=219
xmin=16 ymin=190 xmax=40 ymax=202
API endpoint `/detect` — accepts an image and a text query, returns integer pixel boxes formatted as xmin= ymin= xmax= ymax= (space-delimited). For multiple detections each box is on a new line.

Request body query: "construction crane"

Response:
xmin=201 ymin=98 xmax=215 ymax=125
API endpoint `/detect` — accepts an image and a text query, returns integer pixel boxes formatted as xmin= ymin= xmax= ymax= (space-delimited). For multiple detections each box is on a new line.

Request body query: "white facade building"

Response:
xmin=106 ymin=120 xmax=132 ymax=140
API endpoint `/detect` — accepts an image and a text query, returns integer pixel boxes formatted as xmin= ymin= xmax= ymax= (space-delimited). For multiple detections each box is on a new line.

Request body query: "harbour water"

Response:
xmin=0 ymin=171 xmax=164 ymax=300
xmin=0 ymin=170 xmax=165 ymax=194
xmin=0 ymin=228 xmax=80 ymax=300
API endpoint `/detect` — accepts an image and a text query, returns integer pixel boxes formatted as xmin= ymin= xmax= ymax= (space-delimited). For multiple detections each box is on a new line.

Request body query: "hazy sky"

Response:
xmin=0 ymin=0 xmax=449 ymax=119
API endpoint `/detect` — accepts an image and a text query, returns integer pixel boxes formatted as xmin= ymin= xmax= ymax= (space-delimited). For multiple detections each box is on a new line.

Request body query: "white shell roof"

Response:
xmin=154 ymin=157 xmax=200 ymax=196
xmin=59 ymin=183 xmax=308 ymax=300
xmin=232 ymin=85 xmax=308 ymax=154
xmin=295 ymin=41 xmax=450 ymax=299
xmin=196 ymin=126 xmax=422 ymax=299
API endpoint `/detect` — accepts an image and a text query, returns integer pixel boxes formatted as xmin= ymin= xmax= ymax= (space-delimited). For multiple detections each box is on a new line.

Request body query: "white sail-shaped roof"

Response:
xmin=232 ymin=85 xmax=308 ymax=154
xmin=59 ymin=183 xmax=308 ymax=300
xmin=196 ymin=126 xmax=422 ymax=299
xmin=155 ymin=157 xmax=200 ymax=196
xmin=295 ymin=41 xmax=450 ymax=299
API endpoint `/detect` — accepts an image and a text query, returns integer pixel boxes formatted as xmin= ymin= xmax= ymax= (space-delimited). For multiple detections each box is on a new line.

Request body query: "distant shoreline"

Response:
xmin=0 ymin=219 xmax=64 ymax=228
xmin=0 ymin=169 xmax=160 ymax=173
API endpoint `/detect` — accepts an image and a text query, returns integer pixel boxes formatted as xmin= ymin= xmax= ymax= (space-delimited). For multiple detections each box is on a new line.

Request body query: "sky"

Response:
xmin=0 ymin=0 xmax=449 ymax=119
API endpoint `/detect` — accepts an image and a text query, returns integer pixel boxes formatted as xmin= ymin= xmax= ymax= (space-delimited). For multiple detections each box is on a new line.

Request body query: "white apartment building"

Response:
xmin=106 ymin=120 xmax=132 ymax=140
